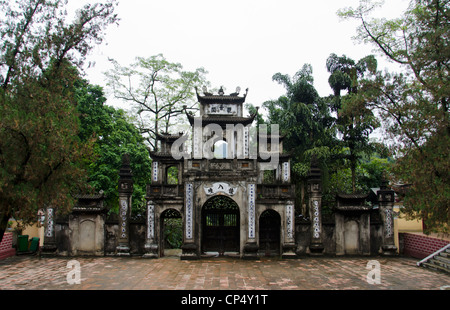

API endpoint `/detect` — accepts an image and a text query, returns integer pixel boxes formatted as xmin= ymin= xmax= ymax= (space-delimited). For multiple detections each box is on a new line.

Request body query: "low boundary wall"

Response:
xmin=0 ymin=232 xmax=16 ymax=260
xmin=400 ymin=232 xmax=450 ymax=259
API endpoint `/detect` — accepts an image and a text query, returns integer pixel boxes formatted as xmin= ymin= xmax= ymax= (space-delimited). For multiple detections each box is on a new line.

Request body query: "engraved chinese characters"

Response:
xmin=147 ymin=202 xmax=155 ymax=239
xmin=286 ymin=203 xmax=294 ymax=239
xmin=185 ymin=183 xmax=193 ymax=240
xmin=152 ymin=161 xmax=158 ymax=183
xmin=204 ymin=182 xmax=237 ymax=196
xmin=248 ymin=183 xmax=256 ymax=239
xmin=282 ymin=162 xmax=290 ymax=182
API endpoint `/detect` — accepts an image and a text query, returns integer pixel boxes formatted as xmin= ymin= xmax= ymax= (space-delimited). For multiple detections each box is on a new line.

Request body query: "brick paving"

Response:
xmin=0 ymin=255 xmax=448 ymax=291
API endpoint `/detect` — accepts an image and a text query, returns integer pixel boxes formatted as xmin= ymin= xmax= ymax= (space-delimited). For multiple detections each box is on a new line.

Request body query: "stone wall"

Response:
xmin=0 ymin=232 xmax=16 ymax=259
xmin=104 ymin=220 xmax=147 ymax=256
xmin=54 ymin=213 xmax=106 ymax=256
xmin=400 ymin=233 xmax=450 ymax=259
xmin=295 ymin=211 xmax=384 ymax=257
xmin=52 ymin=209 xmax=387 ymax=257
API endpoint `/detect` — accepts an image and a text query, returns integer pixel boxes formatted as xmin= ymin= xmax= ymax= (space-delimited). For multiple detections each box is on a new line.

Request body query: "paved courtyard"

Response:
xmin=0 ymin=254 xmax=448 ymax=291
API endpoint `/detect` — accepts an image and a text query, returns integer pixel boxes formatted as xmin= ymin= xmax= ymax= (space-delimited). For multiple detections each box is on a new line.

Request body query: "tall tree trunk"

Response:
xmin=351 ymin=160 xmax=356 ymax=193
xmin=350 ymin=147 xmax=357 ymax=193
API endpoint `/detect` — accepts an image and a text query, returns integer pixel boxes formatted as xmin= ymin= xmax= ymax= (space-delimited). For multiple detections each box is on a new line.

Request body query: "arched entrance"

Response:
xmin=160 ymin=209 xmax=182 ymax=256
xmin=201 ymin=196 xmax=240 ymax=255
xmin=259 ymin=209 xmax=281 ymax=256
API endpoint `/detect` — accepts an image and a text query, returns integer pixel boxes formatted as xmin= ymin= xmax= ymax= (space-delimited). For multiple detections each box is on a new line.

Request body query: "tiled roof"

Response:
xmin=156 ymin=132 xmax=185 ymax=141
xmin=195 ymin=87 xmax=248 ymax=104
xmin=186 ymin=112 xmax=256 ymax=126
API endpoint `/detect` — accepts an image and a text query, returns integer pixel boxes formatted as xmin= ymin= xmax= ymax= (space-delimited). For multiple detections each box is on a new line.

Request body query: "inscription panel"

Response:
xmin=248 ymin=184 xmax=256 ymax=239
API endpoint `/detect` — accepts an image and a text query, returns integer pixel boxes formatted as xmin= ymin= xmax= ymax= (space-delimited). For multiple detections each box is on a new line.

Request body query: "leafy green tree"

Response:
xmin=339 ymin=0 xmax=449 ymax=232
xmin=326 ymin=149 xmax=391 ymax=196
xmin=326 ymin=53 xmax=380 ymax=193
xmin=105 ymin=54 xmax=208 ymax=149
xmin=76 ymin=80 xmax=152 ymax=215
xmin=0 ymin=0 xmax=118 ymax=242
xmin=262 ymin=64 xmax=336 ymax=211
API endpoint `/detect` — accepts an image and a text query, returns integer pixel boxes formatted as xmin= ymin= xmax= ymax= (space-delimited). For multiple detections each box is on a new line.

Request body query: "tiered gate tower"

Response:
xmin=145 ymin=86 xmax=298 ymax=259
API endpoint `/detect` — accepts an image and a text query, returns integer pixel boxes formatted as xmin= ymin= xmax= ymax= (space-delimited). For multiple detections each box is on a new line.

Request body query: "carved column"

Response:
xmin=181 ymin=182 xmax=198 ymax=260
xmin=378 ymin=179 xmax=398 ymax=255
xmin=143 ymin=200 xmax=158 ymax=258
xmin=307 ymin=159 xmax=324 ymax=255
xmin=243 ymin=183 xmax=258 ymax=259
xmin=116 ymin=154 xmax=133 ymax=256
xmin=41 ymin=207 xmax=57 ymax=255
xmin=282 ymin=201 xmax=297 ymax=258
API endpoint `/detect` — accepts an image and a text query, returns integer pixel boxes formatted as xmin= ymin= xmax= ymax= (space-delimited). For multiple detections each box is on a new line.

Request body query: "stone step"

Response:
xmin=418 ymin=244 xmax=450 ymax=274
xmin=430 ymin=256 xmax=450 ymax=270
xmin=434 ymin=255 xmax=450 ymax=264
xmin=422 ymin=262 xmax=450 ymax=274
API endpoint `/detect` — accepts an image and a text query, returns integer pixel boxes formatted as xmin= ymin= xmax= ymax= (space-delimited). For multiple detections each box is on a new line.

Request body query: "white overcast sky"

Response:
xmin=74 ymin=0 xmax=410 ymax=110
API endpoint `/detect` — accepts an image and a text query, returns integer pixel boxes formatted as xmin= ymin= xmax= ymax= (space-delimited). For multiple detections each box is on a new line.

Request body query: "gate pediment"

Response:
xmin=204 ymin=182 xmax=237 ymax=196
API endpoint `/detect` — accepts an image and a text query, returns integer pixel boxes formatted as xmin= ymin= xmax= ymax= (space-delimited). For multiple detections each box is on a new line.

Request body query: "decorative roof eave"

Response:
xmin=156 ymin=132 xmax=185 ymax=141
xmin=195 ymin=87 xmax=248 ymax=104
xmin=336 ymin=193 xmax=369 ymax=200
xmin=149 ymin=151 xmax=184 ymax=160
xmin=334 ymin=205 xmax=372 ymax=212
xmin=185 ymin=111 xmax=256 ymax=127
xmin=72 ymin=206 xmax=107 ymax=213
xmin=74 ymin=193 xmax=105 ymax=200
xmin=72 ymin=193 xmax=106 ymax=213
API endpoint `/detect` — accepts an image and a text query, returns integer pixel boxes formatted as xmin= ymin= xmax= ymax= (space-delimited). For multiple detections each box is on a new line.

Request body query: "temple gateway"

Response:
xmin=42 ymin=86 xmax=398 ymax=259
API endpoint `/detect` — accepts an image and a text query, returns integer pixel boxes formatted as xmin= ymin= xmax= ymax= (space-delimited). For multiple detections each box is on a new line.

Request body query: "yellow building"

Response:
xmin=8 ymin=219 xmax=45 ymax=247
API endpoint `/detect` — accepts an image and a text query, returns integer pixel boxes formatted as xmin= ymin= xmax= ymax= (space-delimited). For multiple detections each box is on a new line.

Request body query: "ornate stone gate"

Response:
xmin=40 ymin=86 xmax=398 ymax=259
xmin=144 ymin=86 xmax=299 ymax=259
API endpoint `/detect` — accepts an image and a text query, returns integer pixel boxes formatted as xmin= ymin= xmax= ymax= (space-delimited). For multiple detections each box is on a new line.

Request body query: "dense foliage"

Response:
xmin=0 ymin=0 xmax=118 ymax=242
xmin=339 ymin=0 xmax=449 ymax=232
xmin=75 ymin=80 xmax=152 ymax=215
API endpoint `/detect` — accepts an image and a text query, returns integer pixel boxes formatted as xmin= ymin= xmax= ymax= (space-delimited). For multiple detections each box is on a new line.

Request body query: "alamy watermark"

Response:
xmin=366 ymin=260 xmax=381 ymax=285
xmin=170 ymin=119 xmax=280 ymax=170
xmin=66 ymin=259 xmax=81 ymax=285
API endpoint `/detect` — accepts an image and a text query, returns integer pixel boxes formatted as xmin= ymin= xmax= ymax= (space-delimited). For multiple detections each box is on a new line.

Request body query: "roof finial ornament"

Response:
xmin=202 ymin=85 xmax=213 ymax=96
xmin=218 ymin=86 xmax=225 ymax=96
xmin=230 ymin=86 xmax=241 ymax=96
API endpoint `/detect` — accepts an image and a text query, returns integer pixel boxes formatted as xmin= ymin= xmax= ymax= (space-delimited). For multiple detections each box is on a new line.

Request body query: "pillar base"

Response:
xmin=381 ymin=244 xmax=398 ymax=256
xmin=282 ymin=243 xmax=298 ymax=259
xmin=243 ymin=242 xmax=259 ymax=260
xmin=181 ymin=243 xmax=199 ymax=260
xmin=143 ymin=243 xmax=159 ymax=258
xmin=116 ymin=244 xmax=130 ymax=256
xmin=40 ymin=244 xmax=57 ymax=256
xmin=309 ymin=243 xmax=324 ymax=255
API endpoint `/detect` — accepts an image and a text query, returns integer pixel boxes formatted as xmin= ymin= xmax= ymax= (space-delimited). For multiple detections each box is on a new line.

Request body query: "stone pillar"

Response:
xmin=243 ymin=183 xmax=258 ymax=259
xmin=282 ymin=201 xmax=297 ymax=258
xmin=335 ymin=212 xmax=345 ymax=255
xmin=143 ymin=200 xmax=158 ymax=258
xmin=181 ymin=182 xmax=198 ymax=260
xmin=116 ymin=154 xmax=133 ymax=256
xmin=307 ymin=159 xmax=324 ymax=255
xmin=41 ymin=207 xmax=57 ymax=255
xmin=378 ymin=179 xmax=397 ymax=255
xmin=360 ymin=212 xmax=371 ymax=255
